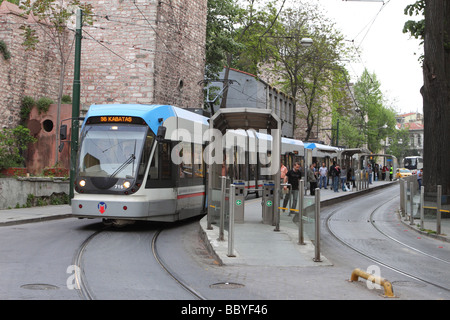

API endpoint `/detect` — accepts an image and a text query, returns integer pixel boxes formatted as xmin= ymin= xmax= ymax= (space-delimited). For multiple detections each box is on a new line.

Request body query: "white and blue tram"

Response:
xmin=71 ymin=104 xmax=341 ymax=224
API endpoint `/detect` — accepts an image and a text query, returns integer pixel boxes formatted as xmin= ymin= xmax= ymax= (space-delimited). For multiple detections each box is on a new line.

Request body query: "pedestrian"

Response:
xmin=330 ymin=161 xmax=340 ymax=192
xmin=340 ymin=165 xmax=347 ymax=191
xmin=307 ymin=163 xmax=317 ymax=195
xmin=283 ymin=162 xmax=302 ymax=212
xmin=417 ymin=168 xmax=423 ymax=190
xmin=347 ymin=167 xmax=354 ymax=190
xmin=382 ymin=165 xmax=387 ymax=181
xmin=280 ymin=162 xmax=288 ymax=182
xmin=318 ymin=162 xmax=328 ymax=189
xmin=389 ymin=165 xmax=393 ymax=181
xmin=367 ymin=164 xmax=373 ymax=184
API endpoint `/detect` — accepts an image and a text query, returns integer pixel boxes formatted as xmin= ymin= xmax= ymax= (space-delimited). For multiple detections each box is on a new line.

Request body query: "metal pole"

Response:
xmin=69 ymin=8 xmax=83 ymax=203
xmin=313 ymin=188 xmax=321 ymax=262
xmin=410 ymin=181 xmax=414 ymax=225
xmin=437 ymin=185 xmax=442 ymax=235
xmin=403 ymin=180 xmax=407 ymax=217
xmin=228 ymin=184 xmax=236 ymax=257
xmin=273 ymin=128 xmax=281 ymax=232
xmin=219 ymin=176 xmax=227 ymax=241
xmin=298 ymin=180 xmax=305 ymax=245
xmin=420 ymin=186 xmax=424 ymax=230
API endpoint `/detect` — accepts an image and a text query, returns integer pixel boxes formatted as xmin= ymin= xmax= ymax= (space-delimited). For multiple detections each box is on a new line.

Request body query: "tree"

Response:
xmin=339 ymin=69 xmax=395 ymax=152
xmin=264 ymin=2 xmax=348 ymax=141
xmin=205 ymin=0 xmax=242 ymax=81
xmin=403 ymin=1 xmax=450 ymax=195
xmin=20 ymin=0 xmax=93 ymax=165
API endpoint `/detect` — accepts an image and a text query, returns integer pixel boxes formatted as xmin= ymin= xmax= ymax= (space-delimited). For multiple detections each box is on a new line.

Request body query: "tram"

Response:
xmin=70 ymin=104 xmax=342 ymax=225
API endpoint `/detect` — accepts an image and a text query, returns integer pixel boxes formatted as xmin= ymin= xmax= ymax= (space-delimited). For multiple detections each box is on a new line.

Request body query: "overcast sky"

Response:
xmin=285 ymin=0 xmax=424 ymax=114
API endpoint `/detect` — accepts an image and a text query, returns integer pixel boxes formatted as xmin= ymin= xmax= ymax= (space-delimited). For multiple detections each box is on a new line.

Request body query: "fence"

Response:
xmin=208 ymin=177 xmax=323 ymax=261
xmin=399 ymin=175 xmax=450 ymax=235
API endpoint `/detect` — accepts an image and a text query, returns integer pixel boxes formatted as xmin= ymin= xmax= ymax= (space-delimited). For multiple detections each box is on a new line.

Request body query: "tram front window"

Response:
xmin=78 ymin=124 xmax=152 ymax=180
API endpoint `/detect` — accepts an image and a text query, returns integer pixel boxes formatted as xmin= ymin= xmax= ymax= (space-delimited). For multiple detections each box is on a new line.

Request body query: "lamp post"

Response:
xmin=70 ymin=8 xmax=82 ymax=202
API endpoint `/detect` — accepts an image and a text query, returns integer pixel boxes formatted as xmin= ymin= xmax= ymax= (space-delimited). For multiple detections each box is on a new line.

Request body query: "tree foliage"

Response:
xmin=0 ymin=126 xmax=36 ymax=169
xmin=339 ymin=69 xmax=396 ymax=153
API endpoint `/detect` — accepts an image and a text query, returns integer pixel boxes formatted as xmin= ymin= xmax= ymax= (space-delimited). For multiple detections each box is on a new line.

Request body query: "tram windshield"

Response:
xmin=78 ymin=124 xmax=152 ymax=180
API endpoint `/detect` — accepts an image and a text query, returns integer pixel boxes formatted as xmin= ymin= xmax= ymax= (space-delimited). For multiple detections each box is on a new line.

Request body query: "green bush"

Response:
xmin=61 ymin=95 xmax=72 ymax=104
xmin=36 ymin=97 xmax=53 ymax=114
xmin=20 ymin=96 xmax=35 ymax=122
xmin=0 ymin=125 xmax=37 ymax=169
xmin=0 ymin=40 xmax=11 ymax=60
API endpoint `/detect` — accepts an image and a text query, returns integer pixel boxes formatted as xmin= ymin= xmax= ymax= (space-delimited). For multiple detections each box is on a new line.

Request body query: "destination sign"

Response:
xmin=87 ymin=116 xmax=145 ymax=125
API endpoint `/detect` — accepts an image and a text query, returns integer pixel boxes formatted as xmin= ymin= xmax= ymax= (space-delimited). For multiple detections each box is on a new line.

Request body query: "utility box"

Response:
xmin=262 ymin=181 xmax=275 ymax=225
xmin=233 ymin=181 xmax=245 ymax=223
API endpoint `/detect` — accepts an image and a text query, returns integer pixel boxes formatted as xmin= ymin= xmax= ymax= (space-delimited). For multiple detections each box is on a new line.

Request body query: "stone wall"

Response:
xmin=0 ymin=177 xmax=69 ymax=209
xmin=64 ymin=0 xmax=207 ymax=112
xmin=0 ymin=2 xmax=62 ymax=129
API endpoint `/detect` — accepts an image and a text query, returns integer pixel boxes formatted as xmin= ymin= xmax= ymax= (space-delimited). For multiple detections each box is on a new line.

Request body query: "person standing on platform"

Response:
xmin=283 ymin=162 xmax=302 ymax=212
xmin=318 ymin=162 xmax=328 ymax=189
xmin=307 ymin=163 xmax=317 ymax=195
xmin=417 ymin=168 xmax=423 ymax=190
xmin=330 ymin=161 xmax=340 ymax=192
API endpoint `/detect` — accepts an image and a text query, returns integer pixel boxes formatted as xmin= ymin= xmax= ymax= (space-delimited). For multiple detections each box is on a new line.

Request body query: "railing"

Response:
xmin=400 ymin=175 xmax=449 ymax=235
xmin=280 ymin=180 xmax=321 ymax=261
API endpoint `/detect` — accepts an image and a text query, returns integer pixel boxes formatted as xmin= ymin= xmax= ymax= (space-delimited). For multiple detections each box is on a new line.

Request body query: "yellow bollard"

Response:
xmin=350 ymin=268 xmax=395 ymax=298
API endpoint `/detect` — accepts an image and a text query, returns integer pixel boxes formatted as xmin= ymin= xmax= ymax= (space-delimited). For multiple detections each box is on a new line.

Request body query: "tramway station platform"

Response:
xmin=200 ymin=179 xmax=450 ymax=267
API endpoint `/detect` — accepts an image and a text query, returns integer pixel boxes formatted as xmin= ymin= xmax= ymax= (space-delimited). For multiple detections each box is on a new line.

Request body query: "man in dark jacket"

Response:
xmin=330 ymin=161 xmax=340 ymax=192
xmin=283 ymin=162 xmax=302 ymax=211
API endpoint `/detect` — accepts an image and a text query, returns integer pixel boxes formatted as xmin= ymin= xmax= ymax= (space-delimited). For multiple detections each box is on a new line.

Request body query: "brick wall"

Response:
xmin=64 ymin=0 xmax=207 ymax=112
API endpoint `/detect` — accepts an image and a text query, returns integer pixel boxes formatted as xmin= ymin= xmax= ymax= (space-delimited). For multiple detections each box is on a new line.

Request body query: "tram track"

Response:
xmin=326 ymin=191 xmax=450 ymax=294
xmin=72 ymin=227 xmax=107 ymax=300
xmin=72 ymin=224 xmax=206 ymax=300
xmin=151 ymin=229 xmax=207 ymax=300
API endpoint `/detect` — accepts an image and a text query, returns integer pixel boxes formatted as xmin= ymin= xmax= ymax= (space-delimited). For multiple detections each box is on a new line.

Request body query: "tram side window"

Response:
xmin=192 ymin=143 xmax=204 ymax=180
xmin=178 ymin=142 xmax=193 ymax=179
xmin=161 ymin=142 xmax=171 ymax=180
xmin=146 ymin=141 xmax=173 ymax=188
xmin=148 ymin=145 xmax=159 ymax=180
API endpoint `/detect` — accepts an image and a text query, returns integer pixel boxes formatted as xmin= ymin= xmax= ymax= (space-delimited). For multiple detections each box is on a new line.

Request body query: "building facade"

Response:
xmin=209 ymin=68 xmax=295 ymax=138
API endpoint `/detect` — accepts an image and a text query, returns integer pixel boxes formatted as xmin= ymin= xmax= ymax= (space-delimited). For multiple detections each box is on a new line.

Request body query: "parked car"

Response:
xmin=396 ymin=168 xmax=412 ymax=179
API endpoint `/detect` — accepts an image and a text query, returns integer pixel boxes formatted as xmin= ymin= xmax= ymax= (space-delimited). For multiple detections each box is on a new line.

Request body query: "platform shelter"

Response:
xmin=206 ymin=108 xmax=281 ymax=231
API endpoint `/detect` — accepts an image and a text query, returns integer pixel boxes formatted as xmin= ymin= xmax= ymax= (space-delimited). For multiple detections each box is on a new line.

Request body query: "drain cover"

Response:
xmin=210 ymin=282 xmax=245 ymax=289
xmin=21 ymin=284 xmax=59 ymax=290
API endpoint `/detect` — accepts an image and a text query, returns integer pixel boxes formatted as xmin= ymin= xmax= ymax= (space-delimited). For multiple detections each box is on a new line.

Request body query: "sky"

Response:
xmin=286 ymin=0 xmax=424 ymax=115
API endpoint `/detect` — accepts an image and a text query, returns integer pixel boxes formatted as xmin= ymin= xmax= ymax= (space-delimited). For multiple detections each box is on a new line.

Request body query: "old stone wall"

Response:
xmin=1 ymin=0 xmax=207 ymax=129
xmin=0 ymin=3 xmax=62 ymax=129
xmin=0 ymin=177 xmax=69 ymax=209
xmin=64 ymin=0 xmax=207 ymax=112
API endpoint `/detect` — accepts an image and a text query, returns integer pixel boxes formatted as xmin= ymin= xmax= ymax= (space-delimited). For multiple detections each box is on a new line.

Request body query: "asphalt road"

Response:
xmin=1 ymin=185 xmax=449 ymax=302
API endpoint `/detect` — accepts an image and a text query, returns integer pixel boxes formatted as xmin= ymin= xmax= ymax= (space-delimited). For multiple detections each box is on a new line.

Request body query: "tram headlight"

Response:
xmin=123 ymin=181 xmax=131 ymax=189
xmin=79 ymin=179 xmax=86 ymax=187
